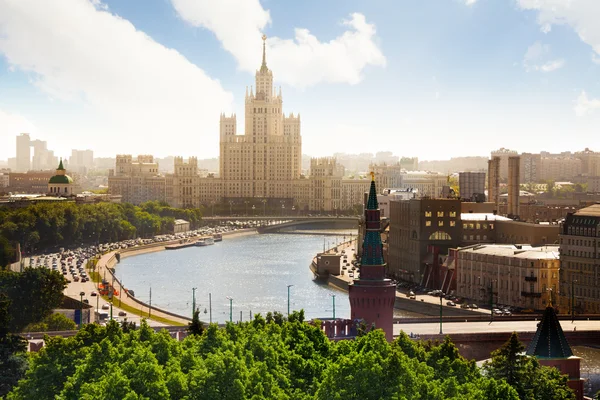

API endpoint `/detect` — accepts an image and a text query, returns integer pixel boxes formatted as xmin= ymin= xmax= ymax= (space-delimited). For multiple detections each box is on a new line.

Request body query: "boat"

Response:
xmin=195 ymin=237 xmax=215 ymax=247
xmin=165 ymin=240 xmax=197 ymax=250
xmin=213 ymin=233 xmax=223 ymax=242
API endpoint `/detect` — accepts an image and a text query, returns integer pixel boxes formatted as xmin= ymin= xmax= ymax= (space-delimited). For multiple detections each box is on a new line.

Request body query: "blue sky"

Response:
xmin=1 ymin=0 xmax=599 ymax=162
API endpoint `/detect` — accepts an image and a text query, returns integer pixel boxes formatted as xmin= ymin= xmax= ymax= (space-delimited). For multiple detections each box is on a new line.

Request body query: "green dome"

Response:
xmin=49 ymin=175 xmax=73 ymax=184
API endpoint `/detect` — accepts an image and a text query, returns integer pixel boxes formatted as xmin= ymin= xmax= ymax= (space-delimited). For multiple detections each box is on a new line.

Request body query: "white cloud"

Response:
xmin=517 ymin=0 xmax=600 ymax=57
xmin=574 ymin=91 xmax=600 ymax=116
xmin=523 ymin=41 xmax=565 ymax=72
xmin=464 ymin=0 xmax=478 ymax=5
xmin=592 ymin=53 xmax=600 ymax=65
xmin=0 ymin=109 xmax=39 ymax=140
xmin=170 ymin=0 xmax=386 ymax=88
xmin=0 ymin=0 xmax=234 ymax=158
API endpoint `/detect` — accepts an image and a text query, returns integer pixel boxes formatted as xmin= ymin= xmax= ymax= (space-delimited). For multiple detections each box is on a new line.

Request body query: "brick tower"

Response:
xmin=349 ymin=172 xmax=396 ymax=341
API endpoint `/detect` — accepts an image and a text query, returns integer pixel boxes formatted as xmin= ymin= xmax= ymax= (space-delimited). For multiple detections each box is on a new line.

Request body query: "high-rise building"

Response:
xmin=70 ymin=149 xmax=94 ymax=174
xmin=349 ymin=175 xmax=396 ymax=341
xmin=520 ymin=152 xmax=541 ymax=183
xmin=490 ymin=148 xmax=518 ymax=181
xmin=508 ymin=156 xmax=520 ymax=218
xmin=219 ymin=35 xmax=301 ymax=200
xmin=16 ymin=133 xmax=31 ymax=172
xmin=458 ymin=171 xmax=485 ymax=201
xmin=487 ymin=156 xmax=500 ymax=207
xmin=575 ymin=148 xmax=600 ymax=176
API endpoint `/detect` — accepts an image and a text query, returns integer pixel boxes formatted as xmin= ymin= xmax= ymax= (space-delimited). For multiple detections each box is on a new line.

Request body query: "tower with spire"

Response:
xmin=219 ymin=34 xmax=302 ymax=200
xmin=348 ymin=172 xmax=396 ymax=341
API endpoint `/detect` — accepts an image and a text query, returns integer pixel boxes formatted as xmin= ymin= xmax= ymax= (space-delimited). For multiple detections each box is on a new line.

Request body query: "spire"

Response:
xmin=260 ymin=34 xmax=268 ymax=73
xmin=526 ymin=305 xmax=573 ymax=358
xmin=361 ymin=173 xmax=384 ymax=266
xmin=57 ymin=158 xmax=65 ymax=171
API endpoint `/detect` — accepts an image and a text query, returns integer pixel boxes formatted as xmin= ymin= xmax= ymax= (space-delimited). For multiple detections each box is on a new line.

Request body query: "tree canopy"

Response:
xmin=0 ymin=201 xmax=204 ymax=264
xmin=8 ymin=314 xmax=524 ymax=400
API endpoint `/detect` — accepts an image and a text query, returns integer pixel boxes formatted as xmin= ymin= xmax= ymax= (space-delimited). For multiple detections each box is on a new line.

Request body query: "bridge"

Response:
xmin=202 ymin=216 xmax=360 ymax=233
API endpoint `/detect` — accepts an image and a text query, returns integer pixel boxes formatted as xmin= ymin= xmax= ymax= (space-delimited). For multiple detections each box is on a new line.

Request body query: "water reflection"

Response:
xmin=573 ymin=346 xmax=600 ymax=396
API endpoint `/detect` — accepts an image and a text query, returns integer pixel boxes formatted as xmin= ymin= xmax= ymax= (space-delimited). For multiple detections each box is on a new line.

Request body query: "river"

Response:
xmin=115 ymin=232 xmax=417 ymax=323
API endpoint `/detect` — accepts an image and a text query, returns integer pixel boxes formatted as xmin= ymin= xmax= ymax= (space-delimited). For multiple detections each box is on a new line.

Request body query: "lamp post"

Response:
xmin=211 ymin=201 xmax=215 ymax=217
xmin=244 ymin=201 xmax=249 ymax=216
xmin=287 ymin=284 xmax=294 ymax=317
xmin=281 ymin=204 xmax=285 ymax=217
xmin=489 ymin=280 xmax=495 ymax=323
xmin=439 ymin=292 xmax=444 ymax=334
xmin=192 ymin=287 xmax=197 ymax=319
xmin=330 ymin=293 xmax=336 ymax=320
xmin=262 ymin=199 xmax=267 ymax=216
xmin=209 ymin=292 xmax=212 ymax=324
xmin=252 ymin=205 xmax=256 ymax=216
xmin=226 ymin=296 xmax=233 ymax=322
xmin=572 ymin=278 xmax=577 ymax=323
xmin=229 ymin=200 xmax=233 ymax=216
xmin=79 ymin=291 xmax=85 ymax=327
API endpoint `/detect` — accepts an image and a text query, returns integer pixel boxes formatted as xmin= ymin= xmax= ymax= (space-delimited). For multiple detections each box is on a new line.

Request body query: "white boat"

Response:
xmin=195 ymin=237 xmax=215 ymax=246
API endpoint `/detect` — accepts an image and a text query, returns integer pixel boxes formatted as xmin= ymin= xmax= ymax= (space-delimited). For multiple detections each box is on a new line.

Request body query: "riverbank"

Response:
xmin=97 ymin=228 xmax=259 ymax=325
xmin=317 ymin=241 xmax=483 ymax=318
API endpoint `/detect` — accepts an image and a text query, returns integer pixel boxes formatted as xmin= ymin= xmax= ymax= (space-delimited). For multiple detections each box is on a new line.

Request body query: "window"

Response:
xmin=425 ymin=211 xmax=432 ymax=217
xmin=438 ymin=221 xmax=444 ymax=227
xmin=429 ymin=231 xmax=452 ymax=240
xmin=437 ymin=211 xmax=444 ymax=217
xmin=449 ymin=211 xmax=456 ymax=217
xmin=450 ymin=221 xmax=456 ymax=227
xmin=425 ymin=220 xmax=431 ymax=227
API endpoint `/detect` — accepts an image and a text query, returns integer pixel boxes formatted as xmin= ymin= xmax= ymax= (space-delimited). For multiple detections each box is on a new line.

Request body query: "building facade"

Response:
xmin=16 ymin=133 xmax=31 ymax=172
xmin=559 ymin=204 xmax=600 ymax=314
xmin=459 ymin=171 xmax=485 ymax=201
xmin=108 ymin=155 xmax=166 ymax=205
xmin=454 ymin=244 xmax=559 ymax=311
xmin=48 ymin=159 xmax=74 ymax=196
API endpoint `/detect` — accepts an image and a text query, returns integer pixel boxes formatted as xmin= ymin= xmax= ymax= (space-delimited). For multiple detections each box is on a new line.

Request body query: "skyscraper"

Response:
xmin=219 ymin=34 xmax=301 ymax=200
xmin=349 ymin=173 xmax=396 ymax=341
xmin=16 ymin=133 xmax=31 ymax=172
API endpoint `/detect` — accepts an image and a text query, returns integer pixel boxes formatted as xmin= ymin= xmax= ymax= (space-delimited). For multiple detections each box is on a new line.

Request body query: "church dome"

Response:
xmin=49 ymin=174 xmax=73 ymax=184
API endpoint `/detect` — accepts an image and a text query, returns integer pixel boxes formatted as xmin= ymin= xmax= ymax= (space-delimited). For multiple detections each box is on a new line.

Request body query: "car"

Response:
xmin=460 ymin=303 xmax=470 ymax=309
xmin=494 ymin=309 xmax=503 ymax=315
xmin=503 ymin=310 xmax=512 ymax=316
xmin=470 ymin=304 xmax=479 ymax=309
xmin=409 ymin=295 xmax=416 ymax=300
xmin=446 ymin=301 xmax=456 ymax=307
xmin=101 ymin=303 xmax=110 ymax=310
xmin=118 ymin=311 xmax=127 ymax=316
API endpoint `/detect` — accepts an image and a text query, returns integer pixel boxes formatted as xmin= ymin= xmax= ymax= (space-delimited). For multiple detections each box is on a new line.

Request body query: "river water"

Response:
xmin=116 ymin=232 xmax=414 ymax=323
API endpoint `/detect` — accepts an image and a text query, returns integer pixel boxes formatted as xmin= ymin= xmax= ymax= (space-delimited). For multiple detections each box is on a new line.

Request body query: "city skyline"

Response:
xmin=1 ymin=0 xmax=600 ymax=162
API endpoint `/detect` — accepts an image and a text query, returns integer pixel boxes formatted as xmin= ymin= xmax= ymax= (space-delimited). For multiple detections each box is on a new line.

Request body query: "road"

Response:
xmin=394 ymin=319 xmax=600 ymax=336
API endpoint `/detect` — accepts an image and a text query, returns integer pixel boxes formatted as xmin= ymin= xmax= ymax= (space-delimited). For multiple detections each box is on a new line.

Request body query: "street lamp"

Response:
xmin=244 ymin=201 xmax=249 ymax=216
xmin=571 ymin=278 xmax=577 ymax=323
xmin=262 ymin=199 xmax=267 ymax=216
xmin=287 ymin=284 xmax=294 ymax=317
xmin=330 ymin=293 xmax=336 ymax=320
xmin=281 ymin=203 xmax=285 ymax=217
xmin=192 ymin=287 xmax=197 ymax=319
xmin=226 ymin=296 xmax=233 ymax=322
xmin=252 ymin=205 xmax=256 ymax=216
xmin=229 ymin=200 xmax=234 ymax=216
xmin=79 ymin=291 xmax=85 ymax=327
xmin=439 ymin=292 xmax=445 ymax=334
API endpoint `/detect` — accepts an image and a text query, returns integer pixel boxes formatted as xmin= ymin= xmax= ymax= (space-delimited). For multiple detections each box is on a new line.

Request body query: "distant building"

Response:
xmin=173 ymin=219 xmax=190 ymax=234
xmin=458 ymin=171 xmax=485 ymax=201
xmin=7 ymin=170 xmax=54 ymax=194
xmin=48 ymin=159 xmax=74 ymax=196
xmin=69 ymin=149 xmax=94 ymax=174
xmin=454 ymin=244 xmax=559 ymax=310
xmin=108 ymin=155 xmax=166 ymax=205
xmin=491 ymin=148 xmax=518 ymax=181
xmin=0 ymin=172 xmax=9 ymax=189
xmin=16 ymin=133 xmax=31 ymax=172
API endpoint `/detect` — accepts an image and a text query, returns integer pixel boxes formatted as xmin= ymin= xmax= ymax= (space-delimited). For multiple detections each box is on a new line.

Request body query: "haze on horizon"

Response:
xmin=1 ymin=0 xmax=600 ymax=162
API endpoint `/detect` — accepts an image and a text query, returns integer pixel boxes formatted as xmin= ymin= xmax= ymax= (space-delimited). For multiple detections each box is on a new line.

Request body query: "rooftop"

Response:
xmin=458 ymin=244 xmax=559 ymax=260
xmin=574 ymin=204 xmax=600 ymax=217
xmin=460 ymin=213 xmax=511 ymax=221
xmin=526 ymin=305 xmax=573 ymax=359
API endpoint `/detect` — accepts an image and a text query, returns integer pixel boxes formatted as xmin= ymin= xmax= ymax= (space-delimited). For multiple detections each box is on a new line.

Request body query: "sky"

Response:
xmin=1 ymin=0 xmax=600 ymax=162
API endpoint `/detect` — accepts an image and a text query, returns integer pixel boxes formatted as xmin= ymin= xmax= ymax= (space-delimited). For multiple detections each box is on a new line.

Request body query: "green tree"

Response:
xmin=0 ymin=268 xmax=66 ymax=332
xmin=187 ymin=309 xmax=204 ymax=336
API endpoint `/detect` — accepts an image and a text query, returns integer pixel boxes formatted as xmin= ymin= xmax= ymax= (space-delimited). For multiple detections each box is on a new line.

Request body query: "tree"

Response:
xmin=187 ymin=310 xmax=204 ymax=336
xmin=484 ymin=332 xmax=575 ymax=400
xmin=0 ymin=268 xmax=66 ymax=332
